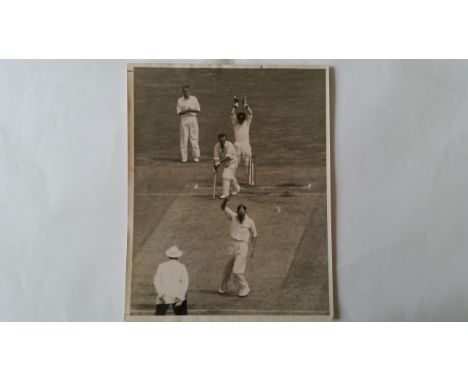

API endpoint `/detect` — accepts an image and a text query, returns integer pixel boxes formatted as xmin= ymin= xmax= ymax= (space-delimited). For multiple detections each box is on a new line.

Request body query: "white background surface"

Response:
xmin=1 ymin=1 xmax=468 ymax=381
xmin=1 ymin=59 xmax=467 ymax=321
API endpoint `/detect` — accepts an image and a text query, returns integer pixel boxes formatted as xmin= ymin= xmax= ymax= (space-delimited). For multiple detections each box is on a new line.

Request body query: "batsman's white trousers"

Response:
xmin=220 ymin=240 xmax=250 ymax=296
xmin=234 ymin=141 xmax=252 ymax=167
xmin=180 ymin=117 xmax=200 ymax=161
xmin=222 ymin=164 xmax=240 ymax=196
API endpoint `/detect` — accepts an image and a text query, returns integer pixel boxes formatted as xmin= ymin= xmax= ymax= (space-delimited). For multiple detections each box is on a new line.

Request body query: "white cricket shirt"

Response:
xmin=177 ymin=95 xmax=200 ymax=121
xmin=213 ymin=141 xmax=238 ymax=167
xmin=224 ymin=207 xmax=257 ymax=242
xmin=231 ymin=113 xmax=253 ymax=143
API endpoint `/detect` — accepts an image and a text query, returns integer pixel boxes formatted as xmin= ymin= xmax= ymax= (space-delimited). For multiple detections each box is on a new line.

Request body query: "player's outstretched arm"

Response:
xmin=231 ymin=96 xmax=240 ymax=116
xmin=243 ymin=96 xmax=253 ymax=115
xmin=220 ymin=195 xmax=230 ymax=211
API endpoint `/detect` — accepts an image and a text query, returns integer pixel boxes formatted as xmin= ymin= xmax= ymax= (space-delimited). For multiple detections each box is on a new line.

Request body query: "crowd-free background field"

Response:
xmin=130 ymin=66 xmax=329 ymax=316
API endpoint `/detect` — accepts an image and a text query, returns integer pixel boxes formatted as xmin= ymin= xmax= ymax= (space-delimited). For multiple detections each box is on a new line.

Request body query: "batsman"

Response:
xmin=231 ymin=95 xmax=255 ymax=185
xmin=213 ymin=133 xmax=241 ymax=199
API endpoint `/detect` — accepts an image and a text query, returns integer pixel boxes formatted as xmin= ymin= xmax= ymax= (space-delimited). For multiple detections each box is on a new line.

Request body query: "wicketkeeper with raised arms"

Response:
xmin=231 ymin=96 xmax=254 ymax=185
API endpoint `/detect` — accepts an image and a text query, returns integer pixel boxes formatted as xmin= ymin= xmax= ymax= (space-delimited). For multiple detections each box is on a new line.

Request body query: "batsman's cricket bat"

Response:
xmin=212 ymin=171 xmax=217 ymax=199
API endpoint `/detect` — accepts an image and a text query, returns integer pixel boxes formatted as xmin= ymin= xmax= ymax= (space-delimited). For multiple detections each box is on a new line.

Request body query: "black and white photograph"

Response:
xmin=125 ymin=64 xmax=333 ymax=320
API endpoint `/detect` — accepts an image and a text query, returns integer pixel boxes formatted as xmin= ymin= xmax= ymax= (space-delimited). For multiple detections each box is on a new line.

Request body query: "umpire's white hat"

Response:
xmin=165 ymin=246 xmax=183 ymax=258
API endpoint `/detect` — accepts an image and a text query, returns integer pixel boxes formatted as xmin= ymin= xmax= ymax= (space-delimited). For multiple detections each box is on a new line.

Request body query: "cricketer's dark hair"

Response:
xmin=218 ymin=133 xmax=226 ymax=139
xmin=236 ymin=111 xmax=246 ymax=120
xmin=237 ymin=204 xmax=247 ymax=212
xmin=182 ymin=85 xmax=190 ymax=90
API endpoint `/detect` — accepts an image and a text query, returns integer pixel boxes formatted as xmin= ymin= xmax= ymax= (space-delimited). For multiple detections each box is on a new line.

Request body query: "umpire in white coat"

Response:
xmin=153 ymin=246 xmax=189 ymax=315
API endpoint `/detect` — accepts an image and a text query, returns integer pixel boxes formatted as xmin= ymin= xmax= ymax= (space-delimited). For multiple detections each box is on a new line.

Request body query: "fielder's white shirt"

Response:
xmin=224 ymin=207 xmax=257 ymax=242
xmin=213 ymin=141 xmax=238 ymax=167
xmin=177 ymin=95 xmax=200 ymax=121
xmin=231 ymin=113 xmax=253 ymax=143
xmin=153 ymin=260 xmax=189 ymax=304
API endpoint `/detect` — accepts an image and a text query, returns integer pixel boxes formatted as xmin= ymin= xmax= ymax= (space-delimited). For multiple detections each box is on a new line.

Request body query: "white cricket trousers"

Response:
xmin=234 ymin=141 xmax=252 ymax=167
xmin=180 ymin=117 xmax=200 ymax=161
xmin=222 ymin=165 xmax=240 ymax=196
xmin=220 ymin=240 xmax=250 ymax=296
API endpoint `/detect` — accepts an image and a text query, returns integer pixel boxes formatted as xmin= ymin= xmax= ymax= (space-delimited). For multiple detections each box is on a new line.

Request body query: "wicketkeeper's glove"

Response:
xmin=233 ymin=96 xmax=240 ymax=108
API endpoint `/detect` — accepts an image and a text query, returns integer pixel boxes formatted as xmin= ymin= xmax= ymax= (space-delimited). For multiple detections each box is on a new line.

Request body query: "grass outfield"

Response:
xmin=130 ymin=67 xmax=329 ymax=316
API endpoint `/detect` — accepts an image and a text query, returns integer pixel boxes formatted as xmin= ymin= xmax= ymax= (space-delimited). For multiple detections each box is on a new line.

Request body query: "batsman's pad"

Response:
xmin=248 ymin=156 xmax=256 ymax=186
